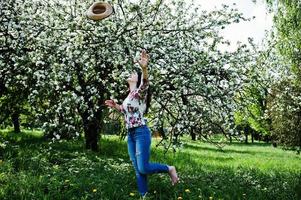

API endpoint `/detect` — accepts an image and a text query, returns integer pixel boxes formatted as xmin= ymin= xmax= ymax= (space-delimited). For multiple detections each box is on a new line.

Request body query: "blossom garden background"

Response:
xmin=0 ymin=0 xmax=300 ymax=199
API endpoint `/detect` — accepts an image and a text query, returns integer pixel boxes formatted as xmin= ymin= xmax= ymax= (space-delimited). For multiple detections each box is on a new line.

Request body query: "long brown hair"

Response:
xmin=120 ymin=70 xmax=152 ymax=114
xmin=136 ymin=71 xmax=152 ymax=115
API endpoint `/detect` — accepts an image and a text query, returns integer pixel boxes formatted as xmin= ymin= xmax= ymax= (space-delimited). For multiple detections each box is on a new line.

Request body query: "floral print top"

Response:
xmin=120 ymin=79 xmax=149 ymax=129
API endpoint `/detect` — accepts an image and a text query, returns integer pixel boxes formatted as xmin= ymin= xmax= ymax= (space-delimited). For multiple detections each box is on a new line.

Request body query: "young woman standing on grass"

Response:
xmin=105 ymin=49 xmax=179 ymax=198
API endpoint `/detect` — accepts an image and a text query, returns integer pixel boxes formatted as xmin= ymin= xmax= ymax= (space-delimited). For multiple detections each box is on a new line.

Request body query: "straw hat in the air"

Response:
xmin=86 ymin=2 xmax=113 ymax=20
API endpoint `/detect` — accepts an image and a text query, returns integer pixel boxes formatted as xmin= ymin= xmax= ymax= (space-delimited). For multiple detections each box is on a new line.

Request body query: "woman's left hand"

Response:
xmin=104 ymin=99 xmax=116 ymax=108
xmin=138 ymin=49 xmax=149 ymax=68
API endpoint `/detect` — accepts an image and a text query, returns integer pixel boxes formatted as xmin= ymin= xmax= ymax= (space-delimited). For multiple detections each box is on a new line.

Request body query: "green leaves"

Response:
xmin=263 ymin=0 xmax=301 ymax=151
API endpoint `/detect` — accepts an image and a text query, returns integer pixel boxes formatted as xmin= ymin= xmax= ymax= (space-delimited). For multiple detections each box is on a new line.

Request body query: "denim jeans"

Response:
xmin=127 ymin=125 xmax=169 ymax=196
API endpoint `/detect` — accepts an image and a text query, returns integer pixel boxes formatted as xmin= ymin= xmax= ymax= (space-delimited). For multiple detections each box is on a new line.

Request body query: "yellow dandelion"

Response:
xmin=92 ymin=189 xmax=97 ymax=193
xmin=185 ymin=189 xmax=190 ymax=193
xmin=178 ymin=197 xmax=183 ymax=200
xmin=129 ymin=192 xmax=135 ymax=196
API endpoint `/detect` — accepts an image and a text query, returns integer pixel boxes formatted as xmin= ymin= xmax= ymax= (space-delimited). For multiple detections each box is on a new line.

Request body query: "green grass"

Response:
xmin=0 ymin=129 xmax=300 ymax=200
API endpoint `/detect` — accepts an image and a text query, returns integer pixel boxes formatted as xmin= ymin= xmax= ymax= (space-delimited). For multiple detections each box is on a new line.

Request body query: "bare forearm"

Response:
xmin=138 ymin=49 xmax=149 ymax=80
xmin=142 ymin=66 xmax=148 ymax=80
xmin=105 ymin=99 xmax=124 ymax=113
xmin=115 ymin=103 xmax=122 ymax=112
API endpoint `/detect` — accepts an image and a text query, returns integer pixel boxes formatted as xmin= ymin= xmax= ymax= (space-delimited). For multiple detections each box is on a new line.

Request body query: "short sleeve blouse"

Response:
xmin=120 ymin=79 xmax=149 ymax=129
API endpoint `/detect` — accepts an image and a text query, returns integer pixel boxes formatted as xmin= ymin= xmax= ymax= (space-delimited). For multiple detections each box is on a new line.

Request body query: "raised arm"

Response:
xmin=138 ymin=49 xmax=149 ymax=80
xmin=137 ymin=49 xmax=150 ymax=97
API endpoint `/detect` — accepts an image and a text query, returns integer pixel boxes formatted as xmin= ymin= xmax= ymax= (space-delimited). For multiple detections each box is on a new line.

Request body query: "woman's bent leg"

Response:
xmin=127 ymin=133 xmax=148 ymax=196
xmin=135 ymin=126 xmax=169 ymax=174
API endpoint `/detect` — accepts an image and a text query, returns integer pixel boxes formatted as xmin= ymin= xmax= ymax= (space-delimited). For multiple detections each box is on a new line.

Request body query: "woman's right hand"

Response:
xmin=138 ymin=49 xmax=149 ymax=69
xmin=104 ymin=99 xmax=116 ymax=108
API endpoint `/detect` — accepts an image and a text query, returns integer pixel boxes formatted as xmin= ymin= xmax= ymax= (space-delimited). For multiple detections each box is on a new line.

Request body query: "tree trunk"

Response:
xmin=245 ymin=133 xmax=248 ymax=144
xmin=299 ymin=129 xmax=301 ymax=154
xmin=11 ymin=112 xmax=20 ymax=133
xmin=191 ymin=133 xmax=196 ymax=140
xmin=83 ymin=120 xmax=100 ymax=152
xmin=244 ymin=126 xmax=249 ymax=144
xmin=81 ymin=106 xmax=104 ymax=152
xmin=190 ymin=127 xmax=196 ymax=141
xmin=251 ymin=132 xmax=254 ymax=143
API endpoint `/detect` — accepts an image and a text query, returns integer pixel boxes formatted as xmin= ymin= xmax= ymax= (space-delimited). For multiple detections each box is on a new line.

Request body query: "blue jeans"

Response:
xmin=127 ymin=125 xmax=169 ymax=196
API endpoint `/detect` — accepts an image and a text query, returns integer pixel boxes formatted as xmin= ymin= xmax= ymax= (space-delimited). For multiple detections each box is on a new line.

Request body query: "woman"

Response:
xmin=105 ymin=49 xmax=179 ymax=198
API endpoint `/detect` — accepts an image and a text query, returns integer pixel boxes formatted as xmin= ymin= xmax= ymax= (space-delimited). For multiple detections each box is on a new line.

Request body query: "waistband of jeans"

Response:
xmin=128 ymin=125 xmax=147 ymax=132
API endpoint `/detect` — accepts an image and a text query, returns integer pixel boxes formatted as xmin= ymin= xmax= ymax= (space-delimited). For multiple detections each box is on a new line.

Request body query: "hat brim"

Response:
xmin=86 ymin=2 xmax=113 ymax=20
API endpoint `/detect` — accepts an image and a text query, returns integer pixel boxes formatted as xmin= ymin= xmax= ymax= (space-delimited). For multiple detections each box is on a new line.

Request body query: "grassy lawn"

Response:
xmin=0 ymin=129 xmax=300 ymax=200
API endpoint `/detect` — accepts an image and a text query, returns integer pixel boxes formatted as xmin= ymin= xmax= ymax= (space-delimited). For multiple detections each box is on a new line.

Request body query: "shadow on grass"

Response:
xmin=0 ymin=131 xmax=128 ymax=160
xmin=0 ymin=130 xmax=45 ymax=142
xmin=98 ymin=136 xmax=129 ymax=160
xmin=182 ymin=142 xmax=279 ymax=156
xmin=228 ymin=141 xmax=273 ymax=147
xmin=183 ymin=143 xmax=258 ymax=155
